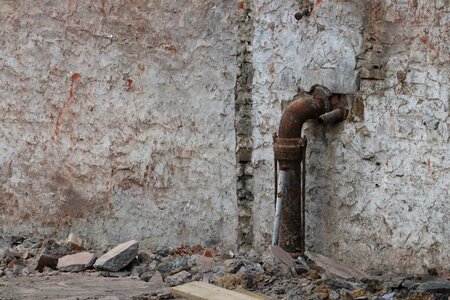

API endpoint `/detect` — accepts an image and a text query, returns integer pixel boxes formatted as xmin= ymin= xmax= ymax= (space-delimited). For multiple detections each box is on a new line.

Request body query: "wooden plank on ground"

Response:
xmin=305 ymin=251 xmax=368 ymax=281
xmin=170 ymin=281 xmax=273 ymax=300
xmin=269 ymin=245 xmax=295 ymax=267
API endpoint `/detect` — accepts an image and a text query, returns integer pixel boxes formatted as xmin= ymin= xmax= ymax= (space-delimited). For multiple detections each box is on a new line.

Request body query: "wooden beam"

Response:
xmin=305 ymin=251 xmax=368 ymax=281
xmin=170 ymin=281 xmax=273 ymax=300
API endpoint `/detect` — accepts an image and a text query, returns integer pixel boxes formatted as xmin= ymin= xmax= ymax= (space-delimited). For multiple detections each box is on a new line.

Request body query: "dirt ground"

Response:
xmin=0 ymin=272 xmax=176 ymax=300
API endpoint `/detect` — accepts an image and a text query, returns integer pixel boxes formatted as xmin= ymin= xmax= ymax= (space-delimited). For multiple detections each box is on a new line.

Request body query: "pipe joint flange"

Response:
xmin=273 ymin=137 xmax=306 ymax=170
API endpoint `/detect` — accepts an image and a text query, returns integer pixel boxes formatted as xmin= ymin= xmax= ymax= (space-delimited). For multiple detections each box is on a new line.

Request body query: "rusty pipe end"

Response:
xmin=317 ymin=108 xmax=348 ymax=125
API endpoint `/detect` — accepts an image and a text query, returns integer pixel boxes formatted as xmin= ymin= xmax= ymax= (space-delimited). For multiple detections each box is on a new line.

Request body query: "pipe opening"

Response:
xmin=317 ymin=108 xmax=348 ymax=125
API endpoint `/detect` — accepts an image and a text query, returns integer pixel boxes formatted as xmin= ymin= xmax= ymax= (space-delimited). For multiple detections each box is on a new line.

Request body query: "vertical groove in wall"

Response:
xmin=235 ymin=0 xmax=254 ymax=252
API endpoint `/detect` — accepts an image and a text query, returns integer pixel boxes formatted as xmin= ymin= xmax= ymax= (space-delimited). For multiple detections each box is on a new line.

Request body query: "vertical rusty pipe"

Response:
xmin=274 ymin=86 xmax=331 ymax=253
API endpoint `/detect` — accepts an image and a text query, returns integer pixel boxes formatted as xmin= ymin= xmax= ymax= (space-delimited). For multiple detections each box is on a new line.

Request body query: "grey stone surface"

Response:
xmin=165 ymin=270 xmax=191 ymax=287
xmin=0 ymin=0 xmax=448 ymax=275
xmin=416 ymin=280 xmax=450 ymax=295
xmin=158 ymin=255 xmax=189 ymax=276
xmin=30 ymin=240 xmax=73 ymax=271
xmin=250 ymin=0 xmax=449 ymax=274
xmin=300 ymin=69 xmax=360 ymax=94
xmin=139 ymin=271 xmax=152 ymax=282
xmin=0 ymin=0 xmax=238 ymax=251
xmin=94 ymin=240 xmax=138 ymax=272
xmin=0 ymin=236 xmax=11 ymax=249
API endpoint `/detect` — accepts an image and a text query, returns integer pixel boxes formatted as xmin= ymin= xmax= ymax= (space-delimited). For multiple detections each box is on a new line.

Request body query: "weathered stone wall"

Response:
xmin=251 ymin=0 xmax=449 ymax=273
xmin=1 ymin=0 xmax=448 ymax=274
xmin=0 ymin=0 xmax=238 ymax=249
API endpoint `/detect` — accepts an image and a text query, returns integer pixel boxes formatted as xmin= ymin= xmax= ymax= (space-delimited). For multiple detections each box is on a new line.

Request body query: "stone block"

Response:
xmin=300 ymin=69 xmax=360 ymax=94
xmin=57 ymin=252 xmax=96 ymax=272
xmin=94 ymin=240 xmax=139 ymax=272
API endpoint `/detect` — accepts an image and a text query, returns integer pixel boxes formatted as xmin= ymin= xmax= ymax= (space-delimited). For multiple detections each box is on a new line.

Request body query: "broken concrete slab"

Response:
xmin=128 ymin=261 xmax=148 ymax=277
xmin=165 ymin=270 xmax=191 ymax=287
xmin=193 ymin=254 xmax=214 ymax=272
xmin=305 ymin=251 xmax=367 ymax=281
xmin=224 ymin=259 xmax=244 ymax=274
xmin=30 ymin=252 xmax=58 ymax=272
xmin=416 ymin=280 xmax=450 ymax=295
xmin=28 ymin=240 xmax=72 ymax=272
xmin=29 ymin=239 xmax=74 ymax=272
xmin=93 ymin=240 xmax=139 ymax=272
xmin=269 ymin=246 xmax=308 ymax=275
xmin=149 ymin=270 xmax=164 ymax=285
xmin=57 ymin=252 xmax=96 ymax=272
xmin=158 ymin=255 xmax=189 ymax=276
xmin=139 ymin=271 xmax=153 ymax=282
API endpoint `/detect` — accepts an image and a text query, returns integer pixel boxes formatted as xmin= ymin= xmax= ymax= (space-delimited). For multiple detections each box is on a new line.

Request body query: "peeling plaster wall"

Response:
xmin=251 ymin=0 xmax=449 ymax=273
xmin=1 ymin=0 xmax=449 ymax=274
xmin=0 ymin=0 xmax=238 ymax=249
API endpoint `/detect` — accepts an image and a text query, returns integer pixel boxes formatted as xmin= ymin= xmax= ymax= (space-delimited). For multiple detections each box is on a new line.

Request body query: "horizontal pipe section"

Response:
xmin=317 ymin=108 xmax=348 ymax=125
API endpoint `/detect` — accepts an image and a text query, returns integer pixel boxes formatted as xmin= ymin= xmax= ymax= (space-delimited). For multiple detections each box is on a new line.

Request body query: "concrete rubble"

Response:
xmin=94 ymin=240 xmax=139 ymax=272
xmin=1 ymin=235 xmax=449 ymax=300
xmin=57 ymin=252 xmax=96 ymax=272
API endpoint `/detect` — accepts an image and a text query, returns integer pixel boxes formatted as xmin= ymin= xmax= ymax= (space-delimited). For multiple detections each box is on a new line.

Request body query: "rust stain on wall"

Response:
xmin=98 ymin=0 xmax=107 ymax=16
xmin=42 ymin=173 xmax=111 ymax=227
xmin=53 ymin=73 xmax=81 ymax=140
xmin=419 ymin=35 xmax=436 ymax=51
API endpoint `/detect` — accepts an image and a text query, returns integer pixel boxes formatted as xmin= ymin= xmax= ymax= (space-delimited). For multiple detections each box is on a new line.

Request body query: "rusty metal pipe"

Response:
xmin=273 ymin=85 xmax=331 ymax=253
xmin=317 ymin=108 xmax=348 ymax=125
xmin=278 ymin=92 xmax=329 ymax=138
xmin=274 ymin=86 xmax=331 ymax=171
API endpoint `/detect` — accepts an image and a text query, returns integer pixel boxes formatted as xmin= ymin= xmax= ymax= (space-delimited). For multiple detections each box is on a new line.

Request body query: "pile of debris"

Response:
xmin=1 ymin=235 xmax=449 ymax=300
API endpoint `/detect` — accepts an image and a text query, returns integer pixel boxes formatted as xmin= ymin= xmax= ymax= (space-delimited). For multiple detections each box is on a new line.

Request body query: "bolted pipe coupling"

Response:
xmin=273 ymin=137 xmax=306 ymax=171
xmin=273 ymin=85 xmax=331 ymax=171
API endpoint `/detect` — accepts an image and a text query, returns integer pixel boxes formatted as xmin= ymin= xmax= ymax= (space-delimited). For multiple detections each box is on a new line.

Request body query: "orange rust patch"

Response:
xmin=126 ymin=79 xmax=133 ymax=91
xmin=53 ymin=73 xmax=81 ymax=140
xmin=419 ymin=35 xmax=436 ymax=50
xmin=69 ymin=73 xmax=81 ymax=98
xmin=98 ymin=0 xmax=106 ymax=16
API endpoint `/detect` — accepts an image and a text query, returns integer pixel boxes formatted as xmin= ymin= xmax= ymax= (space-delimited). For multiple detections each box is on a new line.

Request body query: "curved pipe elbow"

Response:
xmin=278 ymin=86 xmax=331 ymax=139
xmin=274 ymin=86 xmax=331 ymax=170
xmin=278 ymin=95 xmax=328 ymax=138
